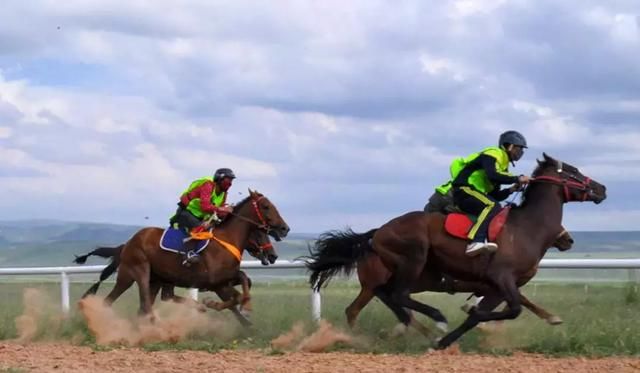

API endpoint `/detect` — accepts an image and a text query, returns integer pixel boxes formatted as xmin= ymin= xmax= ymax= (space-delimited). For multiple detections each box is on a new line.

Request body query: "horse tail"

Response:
xmin=303 ymin=228 xmax=378 ymax=291
xmin=75 ymin=245 xmax=124 ymax=298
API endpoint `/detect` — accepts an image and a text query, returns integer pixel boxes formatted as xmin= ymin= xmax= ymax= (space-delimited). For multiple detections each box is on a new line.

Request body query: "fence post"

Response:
xmin=61 ymin=272 xmax=70 ymax=315
xmin=189 ymin=288 xmax=199 ymax=301
xmin=311 ymin=279 xmax=322 ymax=322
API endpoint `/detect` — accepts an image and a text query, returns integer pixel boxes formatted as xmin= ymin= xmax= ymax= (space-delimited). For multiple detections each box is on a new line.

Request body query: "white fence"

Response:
xmin=1 ymin=258 xmax=639 ymax=319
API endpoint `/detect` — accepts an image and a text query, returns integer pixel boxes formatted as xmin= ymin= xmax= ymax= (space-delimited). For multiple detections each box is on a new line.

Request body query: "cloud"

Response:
xmin=0 ymin=1 xmax=637 ymax=231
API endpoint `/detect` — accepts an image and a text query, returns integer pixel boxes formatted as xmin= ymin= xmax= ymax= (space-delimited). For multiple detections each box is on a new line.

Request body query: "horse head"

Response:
xmin=245 ymin=229 xmax=278 ymax=265
xmin=235 ymin=189 xmax=290 ymax=241
xmin=532 ymin=153 xmax=607 ymax=204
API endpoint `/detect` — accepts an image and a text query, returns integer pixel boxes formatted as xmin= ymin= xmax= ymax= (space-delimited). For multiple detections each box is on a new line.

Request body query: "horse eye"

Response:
xmin=262 ymin=204 xmax=270 ymax=210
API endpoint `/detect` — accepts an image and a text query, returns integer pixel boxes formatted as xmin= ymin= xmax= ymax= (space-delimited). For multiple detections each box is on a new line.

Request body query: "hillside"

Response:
xmin=0 ymin=220 xmax=639 ymax=267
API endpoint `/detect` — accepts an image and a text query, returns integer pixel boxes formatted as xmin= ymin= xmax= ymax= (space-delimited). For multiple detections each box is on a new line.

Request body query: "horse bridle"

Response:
xmin=248 ymin=238 xmax=274 ymax=252
xmin=229 ymin=195 xmax=273 ymax=234
xmin=531 ymin=162 xmax=594 ymax=202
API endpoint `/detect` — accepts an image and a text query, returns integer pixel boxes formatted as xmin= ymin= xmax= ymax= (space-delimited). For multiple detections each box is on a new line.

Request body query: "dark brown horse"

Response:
xmin=75 ymin=228 xmax=277 ymax=325
xmin=340 ymin=228 xmax=574 ymax=335
xmin=306 ymin=154 xmax=606 ymax=349
xmin=90 ymin=190 xmax=289 ymax=317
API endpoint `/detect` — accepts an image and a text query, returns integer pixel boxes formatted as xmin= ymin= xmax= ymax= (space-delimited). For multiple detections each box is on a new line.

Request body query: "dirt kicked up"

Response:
xmin=1 ymin=342 xmax=640 ymax=373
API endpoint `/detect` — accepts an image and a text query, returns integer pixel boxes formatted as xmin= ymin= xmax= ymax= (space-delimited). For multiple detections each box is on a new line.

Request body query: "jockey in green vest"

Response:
xmin=432 ymin=131 xmax=530 ymax=256
xmin=170 ymin=168 xmax=236 ymax=266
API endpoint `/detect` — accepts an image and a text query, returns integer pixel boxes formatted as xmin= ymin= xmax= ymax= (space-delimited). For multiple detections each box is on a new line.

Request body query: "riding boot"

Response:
xmin=465 ymin=240 xmax=498 ymax=256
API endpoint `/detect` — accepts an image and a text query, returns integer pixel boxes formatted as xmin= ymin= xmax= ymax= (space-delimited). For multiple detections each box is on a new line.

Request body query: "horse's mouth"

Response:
xmin=270 ymin=231 xmax=283 ymax=242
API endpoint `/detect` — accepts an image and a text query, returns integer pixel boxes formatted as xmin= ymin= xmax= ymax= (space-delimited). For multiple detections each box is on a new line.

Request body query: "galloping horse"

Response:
xmin=306 ymin=154 xmax=606 ymax=349
xmin=75 ymin=228 xmax=277 ymax=325
xmin=86 ymin=190 xmax=289 ymax=317
xmin=339 ymin=229 xmax=574 ymax=333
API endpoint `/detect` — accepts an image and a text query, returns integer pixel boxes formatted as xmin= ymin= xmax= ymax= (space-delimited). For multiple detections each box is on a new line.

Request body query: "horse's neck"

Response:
xmin=217 ymin=208 xmax=255 ymax=250
xmin=515 ymin=183 xmax=564 ymax=258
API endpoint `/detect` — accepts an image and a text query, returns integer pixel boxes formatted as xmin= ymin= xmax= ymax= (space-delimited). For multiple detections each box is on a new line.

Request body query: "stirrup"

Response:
xmin=182 ymin=251 xmax=200 ymax=266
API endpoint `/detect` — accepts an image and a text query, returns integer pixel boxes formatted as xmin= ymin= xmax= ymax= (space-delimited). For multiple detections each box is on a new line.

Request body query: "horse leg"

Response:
xmin=236 ymin=271 xmax=252 ymax=313
xmin=134 ymin=266 xmax=153 ymax=316
xmin=104 ymin=268 xmax=135 ymax=306
xmin=374 ymin=286 xmax=434 ymax=339
xmin=387 ymin=258 xmax=448 ymax=332
xmin=213 ymin=286 xmax=252 ymax=328
xmin=394 ymin=295 xmax=449 ymax=333
xmin=437 ymin=293 xmax=504 ymax=349
xmin=519 ymin=292 xmax=562 ymax=325
xmin=437 ymin=276 xmax=522 ymax=349
xmin=149 ymin=282 xmax=161 ymax=307
xmin=345 ymin=287 xmax=374 ymax=329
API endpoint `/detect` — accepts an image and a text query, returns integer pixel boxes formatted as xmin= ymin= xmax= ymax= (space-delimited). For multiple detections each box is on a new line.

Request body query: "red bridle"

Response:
xmin=531 ymin=174 xmax=593 ymax=202
xmin=229 ymin=195 xmax=272 ymax=233
xmin=248 ymin=238 xmax=273 ymax=251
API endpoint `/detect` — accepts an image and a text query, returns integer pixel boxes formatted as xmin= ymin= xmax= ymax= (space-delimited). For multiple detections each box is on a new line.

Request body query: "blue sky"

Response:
xmin=0 ymin=0 xmax=639 ymax=232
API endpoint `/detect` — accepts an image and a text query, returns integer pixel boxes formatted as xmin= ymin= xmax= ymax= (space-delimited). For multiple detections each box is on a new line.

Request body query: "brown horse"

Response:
xmin=75 ymin=228 xmax=277 ymax=326
xmin=94 ymin=190 xmax=289 ymax=317
xmin=306 ymin=153 xmax=606 ymax=349
xmin=341 ymin=228 xmax=574 ymax=334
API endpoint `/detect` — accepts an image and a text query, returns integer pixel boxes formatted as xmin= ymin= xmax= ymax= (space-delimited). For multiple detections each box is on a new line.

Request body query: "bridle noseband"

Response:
xmin=531 ymin=163 xmax=593 ymax=202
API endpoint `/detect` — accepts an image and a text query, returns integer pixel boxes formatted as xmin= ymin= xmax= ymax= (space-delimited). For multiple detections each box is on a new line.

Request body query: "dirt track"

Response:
xmin=1 ymin=342 xmax=639 ymax=373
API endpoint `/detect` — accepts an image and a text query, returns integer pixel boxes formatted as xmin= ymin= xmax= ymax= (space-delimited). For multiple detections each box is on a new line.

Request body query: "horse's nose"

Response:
xmin=281 ymin=224 xmax=290 ymax=237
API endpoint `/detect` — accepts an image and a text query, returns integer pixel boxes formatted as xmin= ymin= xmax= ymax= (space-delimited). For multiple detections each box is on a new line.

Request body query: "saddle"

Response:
xmin=443 ymin=207 xmax=511 ymax=242
xmin=160 ymin=227 xmax=209 ymax=254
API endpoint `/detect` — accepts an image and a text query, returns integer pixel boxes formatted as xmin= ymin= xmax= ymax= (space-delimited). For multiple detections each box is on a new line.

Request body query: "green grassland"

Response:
xmin=0 ymin=281 xmax=638 ymax=356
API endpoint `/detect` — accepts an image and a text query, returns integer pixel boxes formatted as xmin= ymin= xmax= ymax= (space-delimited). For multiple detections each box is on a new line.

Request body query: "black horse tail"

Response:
xmin=74 ymin=245 xmax=124 ymax=298
xmin=303 ymin=228 xmax=378 ymax=291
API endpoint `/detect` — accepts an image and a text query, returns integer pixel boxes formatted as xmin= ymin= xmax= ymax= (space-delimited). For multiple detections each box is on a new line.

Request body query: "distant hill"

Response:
xmin=0 ymin=220 xmax=316 ymax=267
xmin=0 ymin=220 xmax=638 ymax=267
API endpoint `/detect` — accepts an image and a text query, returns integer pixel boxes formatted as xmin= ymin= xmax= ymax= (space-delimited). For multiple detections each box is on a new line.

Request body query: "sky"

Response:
xmin=0 ymin=0 xmax=639 ymax=232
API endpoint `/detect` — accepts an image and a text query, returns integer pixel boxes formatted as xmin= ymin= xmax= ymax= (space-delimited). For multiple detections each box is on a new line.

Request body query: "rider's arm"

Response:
xmin=478 ymin=154 xmax=519 ymax=185
xmin=489 ymin=187 xmax=512 ymax=201
xmin=198 ymin=181 xmax=222 ymax=214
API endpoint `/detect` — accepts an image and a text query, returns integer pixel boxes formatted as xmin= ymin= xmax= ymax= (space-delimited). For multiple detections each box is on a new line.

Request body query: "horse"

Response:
xmin=305 ymin=153 xmax=606 ymax=349
xmin=86 ymin=189 xmax=289 ymax=317
xmin=339 ymin=228 xmax=574 ymax=335
xmin=74 ymin=228 xmax=278 ymax=325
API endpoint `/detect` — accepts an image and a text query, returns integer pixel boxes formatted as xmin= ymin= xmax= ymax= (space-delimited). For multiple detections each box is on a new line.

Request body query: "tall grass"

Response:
xmin=0 ymin=281 xmax=638 ymax=356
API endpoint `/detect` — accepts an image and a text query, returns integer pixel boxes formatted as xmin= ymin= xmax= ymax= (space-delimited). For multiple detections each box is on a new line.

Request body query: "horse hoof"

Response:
xmin=547 ymin=316 xmax=563 ymax=325
xmin=436 ymin=322 xmax=449 ymax=333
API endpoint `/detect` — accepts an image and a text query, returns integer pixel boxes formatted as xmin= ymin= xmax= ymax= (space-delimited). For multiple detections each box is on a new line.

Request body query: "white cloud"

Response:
xmin=0 ymin=0 xmax=638 ymax=230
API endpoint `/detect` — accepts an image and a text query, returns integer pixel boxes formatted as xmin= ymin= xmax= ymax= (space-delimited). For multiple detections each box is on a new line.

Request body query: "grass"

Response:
xmin=0 ymin=281 xmax=638 ymax=356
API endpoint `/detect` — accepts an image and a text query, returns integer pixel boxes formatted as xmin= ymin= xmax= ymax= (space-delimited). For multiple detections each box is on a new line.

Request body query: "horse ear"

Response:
xmin=543 ymin=152 xmax=559 ymax=166
xmin=248 ymin=188 xmax=254 ymax=196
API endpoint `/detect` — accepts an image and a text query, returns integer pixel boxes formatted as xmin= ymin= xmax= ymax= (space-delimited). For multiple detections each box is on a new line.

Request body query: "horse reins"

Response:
xmin=530 ymin=173 xmax=592 ymax=202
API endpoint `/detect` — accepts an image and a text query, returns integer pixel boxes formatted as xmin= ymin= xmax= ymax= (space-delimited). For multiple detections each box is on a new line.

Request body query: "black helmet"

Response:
xmin=214 ymin=168 xmax=236 ymax=182
xmin=499 ymin=130 xmax=528 ymax=148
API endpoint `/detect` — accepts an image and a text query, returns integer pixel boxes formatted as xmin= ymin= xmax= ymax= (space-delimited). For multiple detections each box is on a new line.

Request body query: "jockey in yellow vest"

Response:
xmin=434 ymin=131 xmax=530 ymax=256
xmin=170 ymin=168 xmax=236 ymax=265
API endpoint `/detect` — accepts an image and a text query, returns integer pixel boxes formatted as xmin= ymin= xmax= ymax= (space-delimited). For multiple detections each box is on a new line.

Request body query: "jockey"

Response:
xmin=170 ymin=168 xmax=236 ymax=265
xmin=434 ymin=130 xmax=530 ymax=256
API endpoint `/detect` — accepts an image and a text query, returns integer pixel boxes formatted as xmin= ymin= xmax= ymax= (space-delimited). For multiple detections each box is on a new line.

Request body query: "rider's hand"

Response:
xmin=216 ymin=205 xmax=233 ymax=218
xmin=518 ymin=175 xmax=531 ymax=185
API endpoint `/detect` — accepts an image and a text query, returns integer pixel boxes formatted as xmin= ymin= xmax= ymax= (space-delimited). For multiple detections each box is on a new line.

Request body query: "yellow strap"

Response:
xmin=460 ymin=186 xmax=496 ymax=240
xmin=211 ymin=234 xmax=242 ymax=262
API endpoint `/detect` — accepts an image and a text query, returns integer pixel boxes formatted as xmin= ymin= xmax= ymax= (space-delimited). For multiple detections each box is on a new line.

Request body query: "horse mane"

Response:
xmin=519 ymin=158 xmax=553 ymax=207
